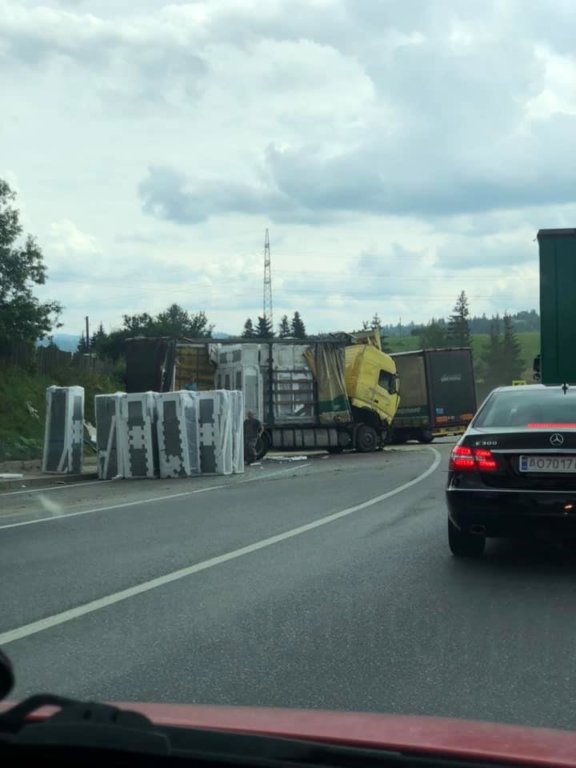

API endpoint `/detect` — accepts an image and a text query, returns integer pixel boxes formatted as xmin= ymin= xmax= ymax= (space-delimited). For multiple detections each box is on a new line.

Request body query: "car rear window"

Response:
xmin=474 ymin=388 xmax=576 ymax=428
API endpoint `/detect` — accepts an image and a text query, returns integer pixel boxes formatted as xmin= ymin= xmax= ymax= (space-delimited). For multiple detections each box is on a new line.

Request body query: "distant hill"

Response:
xmin=37 ymin=334 xmax=80 ymax=352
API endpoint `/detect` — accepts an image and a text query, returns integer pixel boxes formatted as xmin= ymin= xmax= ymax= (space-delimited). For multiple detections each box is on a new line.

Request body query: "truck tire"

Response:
xmin=255 ymin=432 xmax=271 ymax=460
xmin=355 ymin=424 xmax=378 ymax=453
xmin=418 ymin=429 xmax=434 ymax=444
xmin=448 ymin=520 xmax=485 ymax=558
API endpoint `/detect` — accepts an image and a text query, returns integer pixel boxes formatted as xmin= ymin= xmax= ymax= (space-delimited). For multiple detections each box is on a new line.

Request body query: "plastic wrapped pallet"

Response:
xmin=95 ymin=393 xmax=127 ymax=480
xmin=215 ymin=344 xmax=262 ymax=417
xmin=42 ymin=386 xmax=85 ymax=474
xmin=120 ymin=392 xmax=158 ymax=479
xmin=197 ymin=390 xmax=233 ymax=475
xmin=156 ymin=391 xmax=201 ymax=478
xmin=229 ymin=390 xmax=245 ymax=474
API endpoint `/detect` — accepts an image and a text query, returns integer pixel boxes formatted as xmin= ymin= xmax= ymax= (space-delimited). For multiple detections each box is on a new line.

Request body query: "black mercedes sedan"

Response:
xmin=446 ymin=384 xmax=576 ymax=557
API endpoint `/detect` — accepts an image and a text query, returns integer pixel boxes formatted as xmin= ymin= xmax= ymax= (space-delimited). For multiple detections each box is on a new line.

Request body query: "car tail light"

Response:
xmin=449 ymin=445 xmax=498 ymax=473
xmin=449 ymin=445 xmax=475 ymax=471
xmin=473 ymin=448 xmax=497 ymax=472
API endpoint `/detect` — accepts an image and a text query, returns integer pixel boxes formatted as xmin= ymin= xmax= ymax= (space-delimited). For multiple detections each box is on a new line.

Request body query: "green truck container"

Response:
xmin=538 ymin=229 xmax=576 ymax=385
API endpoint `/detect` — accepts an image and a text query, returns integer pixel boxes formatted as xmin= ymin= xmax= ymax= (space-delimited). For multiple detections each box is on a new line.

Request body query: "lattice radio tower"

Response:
xmin=263 ymin=228 xmax=273 ymax=328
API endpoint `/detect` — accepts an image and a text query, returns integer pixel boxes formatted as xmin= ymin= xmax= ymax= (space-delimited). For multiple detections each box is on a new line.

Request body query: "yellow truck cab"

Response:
xmin=345 ymin=343 xmax=400 ymax=430
xmin=341 ymin=330 xmax=400 ymax=450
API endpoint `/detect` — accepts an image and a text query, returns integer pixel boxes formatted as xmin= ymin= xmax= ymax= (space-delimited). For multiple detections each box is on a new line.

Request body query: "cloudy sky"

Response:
xmin=2 ymin=0 xmax=575 ymax=336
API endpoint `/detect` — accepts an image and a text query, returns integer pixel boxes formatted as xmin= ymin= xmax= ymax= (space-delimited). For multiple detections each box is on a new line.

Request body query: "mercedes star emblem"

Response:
xmin=550 ymin=433 xmax=565 ymax=447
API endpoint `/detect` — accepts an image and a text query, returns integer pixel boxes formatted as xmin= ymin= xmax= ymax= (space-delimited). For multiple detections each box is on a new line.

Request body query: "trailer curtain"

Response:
xmin=304 ymin=345 xmax=352 ymax=425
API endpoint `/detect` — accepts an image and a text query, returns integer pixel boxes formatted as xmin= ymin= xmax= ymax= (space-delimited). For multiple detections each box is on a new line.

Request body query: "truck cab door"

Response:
xmin=374 ymin=369 xmax=399 ymax=419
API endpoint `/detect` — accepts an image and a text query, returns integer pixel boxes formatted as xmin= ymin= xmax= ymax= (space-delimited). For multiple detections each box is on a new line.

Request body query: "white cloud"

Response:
xmin=49 ymin=220 xmax=100 ymax=257
xmin=4 ymin=0 xmax=569 ymax=335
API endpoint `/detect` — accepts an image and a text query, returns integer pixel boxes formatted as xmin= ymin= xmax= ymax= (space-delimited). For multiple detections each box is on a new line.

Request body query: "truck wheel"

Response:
xmin=255 ymin=432 xmax=271 ymax=460
xmin=448 ymin=520 xmax=485 ymax=558
xmin=355 ymin=424 xmax=378 ymax=453
xmin=418 ymin=429 xmax=434 ymax=444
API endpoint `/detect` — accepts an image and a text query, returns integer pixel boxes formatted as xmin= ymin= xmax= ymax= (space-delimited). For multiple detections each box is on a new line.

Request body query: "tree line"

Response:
xmin=241 ymin=312 xmax=306 ymax=339
xmin=381 ymin=309 xmax=540 ymax=337
xmin=77 ymin=304 xmax=213 ymax=360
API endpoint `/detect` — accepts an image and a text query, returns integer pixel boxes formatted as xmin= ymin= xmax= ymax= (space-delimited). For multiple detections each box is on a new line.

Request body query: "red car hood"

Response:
xmin=3 ymin=701 xmax=576 ymax=768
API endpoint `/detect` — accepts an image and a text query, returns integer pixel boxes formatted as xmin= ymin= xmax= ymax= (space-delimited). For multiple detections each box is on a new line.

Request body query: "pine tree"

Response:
xmin=502 ymin=313 xmax=525 ymax=382
xmin=91 ymin=322 xmax=107 ymax=353
xmin=256 ymin=315 xmax=274 ymax=338
xmin=278 ymin=315 xmax=291 ymax=337
xmin=361 ymin=313 xmax=382 ymax=332
xmin=291 ymin=311 xmax=306 ymax=339
xmin=242 ymin=318 xmax=255 ymax=338
xmin=77 ymin=332 xmax=89 ymax=353
xmin=447 ymin=291 xmax=471 ymax=347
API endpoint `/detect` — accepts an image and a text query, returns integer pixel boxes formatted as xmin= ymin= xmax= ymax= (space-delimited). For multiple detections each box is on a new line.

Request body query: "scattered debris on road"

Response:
xmin=266 ymin=456 xmax=308 ymax=462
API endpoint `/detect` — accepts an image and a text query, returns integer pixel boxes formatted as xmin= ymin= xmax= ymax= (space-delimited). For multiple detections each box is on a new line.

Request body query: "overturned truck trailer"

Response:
xmin=125 ymin=335 xmax=399 ymax=455
xmin=216 ymin=341 xmax=355 ymax=453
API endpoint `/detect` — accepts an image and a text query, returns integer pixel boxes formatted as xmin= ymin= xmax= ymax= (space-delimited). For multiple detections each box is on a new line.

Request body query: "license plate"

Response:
xmin=519 ymin=456 xmax=576 ymax=473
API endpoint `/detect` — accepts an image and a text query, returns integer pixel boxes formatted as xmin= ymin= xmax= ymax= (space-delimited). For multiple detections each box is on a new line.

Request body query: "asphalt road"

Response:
xmin=3 ymin=442 xmax=576 ymax=732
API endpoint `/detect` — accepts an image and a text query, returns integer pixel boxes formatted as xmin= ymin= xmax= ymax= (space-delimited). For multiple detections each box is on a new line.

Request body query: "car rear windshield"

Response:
xmin=474 ymin=388 xmax=576 ymax=428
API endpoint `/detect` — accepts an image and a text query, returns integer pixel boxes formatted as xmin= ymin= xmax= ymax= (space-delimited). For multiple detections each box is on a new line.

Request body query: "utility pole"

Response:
xmin=263 ymin=228 xmax=273 ymax=328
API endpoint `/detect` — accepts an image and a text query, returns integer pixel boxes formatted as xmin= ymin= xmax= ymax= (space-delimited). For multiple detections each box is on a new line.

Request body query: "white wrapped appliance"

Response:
xmin=156 ymin=391 xmax=201 ymax=478
xmin=120 ymin=392 xmax=158 ymax=479
xmin=197 ymin=390 xmax=234 ymax=475
xmin=42 ymin=386 xmax=85 ymax=474
xmin=94 ymin=393 xmax=126 ymax=480
xmin=229 ymin=390 xmax=245 ymax=474
xmin=215 ymin=344 xmax=262 ymax=418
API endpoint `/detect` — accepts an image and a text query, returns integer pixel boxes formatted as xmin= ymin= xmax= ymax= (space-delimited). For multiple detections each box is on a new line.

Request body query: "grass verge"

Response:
xmin=0 ymin=364 xmax=122 ymax=462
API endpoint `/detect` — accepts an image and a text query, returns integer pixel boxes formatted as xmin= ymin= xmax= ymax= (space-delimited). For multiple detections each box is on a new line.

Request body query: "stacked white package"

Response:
xmin=197 ymin=390 xmax=234 ymax=475
xmin=229 ymin=390 xmax=245 ymax=474
xmin=215 ymin=344 xmax=263 ymax=417
xmin=120 ymin=392 xmax=158 ymax=479
xmin=156 ymin=391 xmax=201 ymax=478
xmin=94 ymin=393 xmax=126 ymax=480
xmin=42 ymin=386 xmax=85 ymax=474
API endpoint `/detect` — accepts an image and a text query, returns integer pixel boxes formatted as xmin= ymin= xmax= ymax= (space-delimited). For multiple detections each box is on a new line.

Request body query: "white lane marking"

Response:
xmin=0 ymin=464 xmax=309 ymax=531
xmin=238 ymin=465 xmax=309 ymax=483
xmin=0 ymin=457 xmax=313 ymax=498
xmin=0 ymin=449 xmax=440 ymax=646
xmin=0 ymin=478 xmax=112 ymax=498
